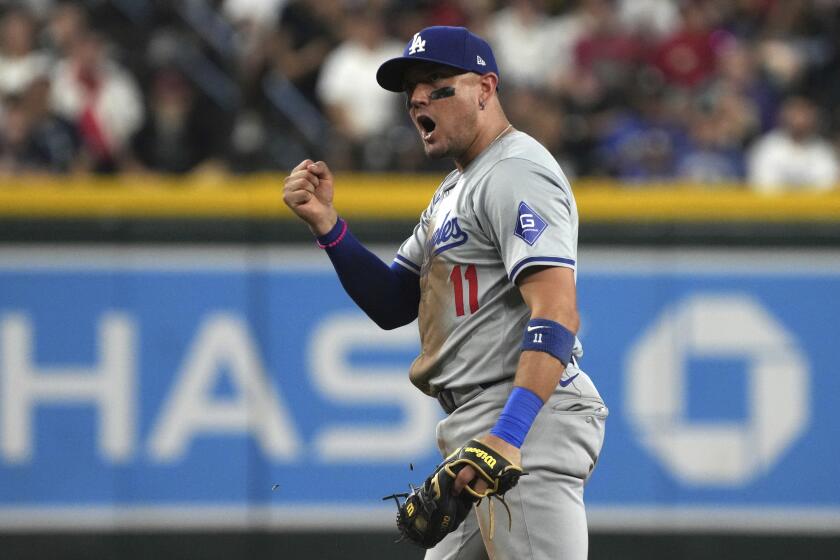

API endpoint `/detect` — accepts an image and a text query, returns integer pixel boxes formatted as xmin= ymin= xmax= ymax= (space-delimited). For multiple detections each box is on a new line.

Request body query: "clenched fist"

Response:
xmin=283 ymin=159 xmax=339 ymax=236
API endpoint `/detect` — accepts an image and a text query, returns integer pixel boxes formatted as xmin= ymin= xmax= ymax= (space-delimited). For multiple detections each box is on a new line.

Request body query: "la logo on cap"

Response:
xmin=409 ymin=33 xmax=426 ymax=55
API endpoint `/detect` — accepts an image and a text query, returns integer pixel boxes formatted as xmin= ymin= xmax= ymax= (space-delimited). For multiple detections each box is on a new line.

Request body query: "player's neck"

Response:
xmin=455 ymin=119 xmax=513 ymax=172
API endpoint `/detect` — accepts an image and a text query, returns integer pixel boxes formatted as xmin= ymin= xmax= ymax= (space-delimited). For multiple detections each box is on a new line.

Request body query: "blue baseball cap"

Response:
xmin=376 ymin=26 xmax=500 ymax=92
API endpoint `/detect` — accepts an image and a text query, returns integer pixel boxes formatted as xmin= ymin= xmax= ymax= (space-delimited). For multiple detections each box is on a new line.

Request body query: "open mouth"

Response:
xmin=417 ymin=115 xmax=436 ymax=140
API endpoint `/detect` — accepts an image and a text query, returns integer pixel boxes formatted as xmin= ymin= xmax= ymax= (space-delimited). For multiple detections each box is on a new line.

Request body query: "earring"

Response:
xmin=479 ymin=99 xmax=485 ymax=110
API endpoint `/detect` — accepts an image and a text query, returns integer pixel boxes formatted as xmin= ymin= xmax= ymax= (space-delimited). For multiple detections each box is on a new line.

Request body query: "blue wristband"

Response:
xmin=521 ymin=318 xmax=575 ymax=366
xmin=490 ymin=386 xmax=544 ymax=448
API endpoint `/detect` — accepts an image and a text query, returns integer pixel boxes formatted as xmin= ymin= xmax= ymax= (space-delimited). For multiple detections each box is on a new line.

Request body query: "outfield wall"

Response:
xmin=2 ymin=177 xmax=839 ymax=558
xmin=0 ymin=245 xmax=837 ymax=539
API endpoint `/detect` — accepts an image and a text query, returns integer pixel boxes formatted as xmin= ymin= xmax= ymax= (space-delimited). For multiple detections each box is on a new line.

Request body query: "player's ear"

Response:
xmin=478 ymin=72 xmax=499 ymax=98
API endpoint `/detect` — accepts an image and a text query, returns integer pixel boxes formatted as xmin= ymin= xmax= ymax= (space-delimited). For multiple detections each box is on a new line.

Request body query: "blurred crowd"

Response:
xmin=1 ymin=0 xmax=839 ymax=192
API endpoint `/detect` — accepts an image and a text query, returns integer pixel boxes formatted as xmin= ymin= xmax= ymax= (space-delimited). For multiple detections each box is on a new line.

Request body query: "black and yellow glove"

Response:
xmin=383 ymin=439 xmax=524 ymax=549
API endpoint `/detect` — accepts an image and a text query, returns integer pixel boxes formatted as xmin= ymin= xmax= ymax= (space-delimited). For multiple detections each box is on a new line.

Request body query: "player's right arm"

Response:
xmin=282 ymin=159 xmax=420 ymax=330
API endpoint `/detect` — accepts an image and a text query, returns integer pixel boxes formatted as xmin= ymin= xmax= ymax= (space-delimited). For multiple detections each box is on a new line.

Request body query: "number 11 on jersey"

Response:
xmin=450 ymin=264 xmax=479 ymax=316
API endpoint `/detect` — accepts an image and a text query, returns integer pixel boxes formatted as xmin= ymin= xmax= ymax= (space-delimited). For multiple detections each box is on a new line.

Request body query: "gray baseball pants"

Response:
xmin=425 ymin=369 xmax=607 ymax=560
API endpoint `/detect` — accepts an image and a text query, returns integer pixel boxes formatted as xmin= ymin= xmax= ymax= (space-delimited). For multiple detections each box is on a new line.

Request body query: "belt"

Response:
xmin=435 ymin=357 xmax=580 ymax=415
xmin=436 ymin=377 xmax=513 ymax=415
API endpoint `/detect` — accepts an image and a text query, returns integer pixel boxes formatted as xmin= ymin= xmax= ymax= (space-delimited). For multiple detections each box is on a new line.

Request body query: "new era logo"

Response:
xmin=408 ymin=33 xmax=426 ymax=55
xmin=476 ymin=55 xmax=486 ymax=66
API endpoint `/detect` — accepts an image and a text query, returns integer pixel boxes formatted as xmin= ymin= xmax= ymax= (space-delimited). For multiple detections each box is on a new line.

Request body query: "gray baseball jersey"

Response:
xmin=394 ymin=130 xmax=606 ymax=559
xmin=393 ymin=130 xmax=582 ymax=396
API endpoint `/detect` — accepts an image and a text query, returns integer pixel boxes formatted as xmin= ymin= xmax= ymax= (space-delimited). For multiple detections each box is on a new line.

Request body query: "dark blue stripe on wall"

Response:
xmin=509 ymin=256 xmax=576 ymax=280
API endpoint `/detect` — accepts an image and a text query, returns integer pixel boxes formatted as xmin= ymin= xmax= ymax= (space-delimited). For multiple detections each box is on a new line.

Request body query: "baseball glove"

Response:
xmin=383 ymin=439 xmax=525 ymax=549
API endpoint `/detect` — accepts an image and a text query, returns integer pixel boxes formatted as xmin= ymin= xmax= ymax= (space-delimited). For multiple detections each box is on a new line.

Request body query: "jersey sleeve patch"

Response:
xmin=514 ymin=201 xmax=548 ymax=246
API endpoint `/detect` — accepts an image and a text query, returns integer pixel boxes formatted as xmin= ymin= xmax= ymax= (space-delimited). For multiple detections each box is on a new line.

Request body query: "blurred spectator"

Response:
xmin=485 ymin=0 xmax=571 ymax=91
xmin=0 ymin=0 xmax=836 ymax=179
xmin=807 ymin=2 xmax=840 ymax=160
xmin=547 ymin=0 xmax=632 ymax=176
xmin=226 ymin=1 xmax=341 ymax=173
xmin=506 ymin=87 xmax=565 ymax=157
xmin=711 ymin=41 xmax=779 ymax=132
xmin=222 ymin=0 xmax=288 ymax=28
xmin=226 ymin=0 xmax=289 ymax=102
xmin=597 ymin=86 xmax=690 ymax=181
xmin=572 ymin=0 xmax=644 ymax=100
xmin=0 ymin=77 xmax=79 ymax=175
xmin=11 ymin=0 xmax=53 ymax=20
xmin=0 ymin=7 xmax=51 ymax=96
xmin=0 ymin=94 xmax=40 ymax=174
xmin=436 ymin=0 xmax=496 ymax=33
xmin=272 ymin=0 xmax=342 ymax=106
xmin=617 ymin=0 xmax=680 ymax=39
xmin=757 ymin=38 xmax=809 ymax=90
xmin=315 ymin=7 xmax=402 ymax=168
xmin=43 ymin=2 xmax=88 ymax=58
xmin=424 ymin=0 xmax=471 ymax=28
xmin=390 ymin=3 xmax=430 ymax=46
xmin=130 ymin=68 xmax=217 ymax=174
xmin=650 ymin=0 xmax=727 ymax=89
xmin=50 ymin=30 xmax=143 ymax=173
xmin=676 ymin=100 xmax=746 ymax=184
xmin=22 ymin=75 xmax=80 ymax=172
xmin=716 ymin=0 xmax=776 ymax=40
xmin=747 ymin=96 xmax=839 ymax=192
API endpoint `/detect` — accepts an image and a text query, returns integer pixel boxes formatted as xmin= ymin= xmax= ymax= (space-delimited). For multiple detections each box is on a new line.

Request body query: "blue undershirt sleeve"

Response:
xmin=317 ymin=218 xmax=420 ymax=330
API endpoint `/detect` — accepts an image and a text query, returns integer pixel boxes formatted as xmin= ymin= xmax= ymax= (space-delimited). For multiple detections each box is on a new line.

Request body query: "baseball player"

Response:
xmin=283 ymin=26 xmax=607 ymax=559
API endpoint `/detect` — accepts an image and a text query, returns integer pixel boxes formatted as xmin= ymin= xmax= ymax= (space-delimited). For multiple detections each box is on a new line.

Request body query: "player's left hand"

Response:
xmin=452 ymin=433 xmax=521 ymax=496
xmin=383 ymin=436 xmax=524 ymax=548
xmin=282 ymin=159 xmax=338 ymax=236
